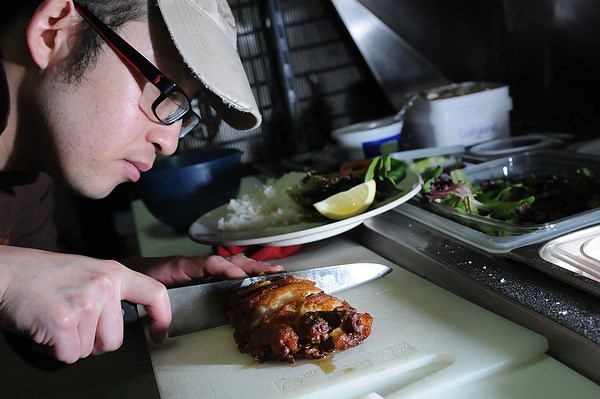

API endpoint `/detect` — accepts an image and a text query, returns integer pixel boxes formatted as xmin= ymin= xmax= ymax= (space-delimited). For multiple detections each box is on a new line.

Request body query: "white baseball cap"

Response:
xmin=157 ymin=0 xmax=261 ymax=130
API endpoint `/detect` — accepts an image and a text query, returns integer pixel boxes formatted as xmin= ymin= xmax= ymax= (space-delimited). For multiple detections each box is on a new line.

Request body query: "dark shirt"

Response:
xmin=0 ymin=55 xmax=7 ymax=132
xmin=0 ymin=57 xmax=57 ymax=251
xmin=0 ymin=172 xmax=57 ymax=250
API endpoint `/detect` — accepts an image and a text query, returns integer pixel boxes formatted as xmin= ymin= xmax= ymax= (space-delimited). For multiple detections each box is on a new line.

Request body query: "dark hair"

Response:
xmin=3 ymin=0 xmax=148 ymax=83
xmin=68 ymin=0 xmax=149 ymax=83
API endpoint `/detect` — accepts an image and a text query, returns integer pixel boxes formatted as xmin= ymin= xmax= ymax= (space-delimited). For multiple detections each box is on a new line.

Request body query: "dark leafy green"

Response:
xmin=422 ymin=165 xmax=600 ymax=229
xmin=288 ymin=155 xmax=408 ymax=214
xmin=288 ymin=173 xmax=364 ymax=208
xmin=365 ymin=155 xmax=407 ymax=196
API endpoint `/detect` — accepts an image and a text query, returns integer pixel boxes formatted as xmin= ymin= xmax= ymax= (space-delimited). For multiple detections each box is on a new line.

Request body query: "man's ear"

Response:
xmin=26 ymin=0 xmax=77 ymax=70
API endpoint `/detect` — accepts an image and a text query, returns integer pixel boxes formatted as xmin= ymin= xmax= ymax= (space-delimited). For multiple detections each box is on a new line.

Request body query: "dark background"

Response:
xmin=63 ymin=0 xmax=600 ymax=258
xmin=357 ymin=0 xmax=600 ymax=136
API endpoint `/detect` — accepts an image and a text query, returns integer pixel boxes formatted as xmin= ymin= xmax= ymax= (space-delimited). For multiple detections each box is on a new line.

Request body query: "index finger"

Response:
xmin=121 ymin=271 xmax=172 ymax=343
xmin=226 ymin=255 xmax=286 ymax=275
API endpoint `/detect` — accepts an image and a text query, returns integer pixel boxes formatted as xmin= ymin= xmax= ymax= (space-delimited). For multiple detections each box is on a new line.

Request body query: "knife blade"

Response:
xmin=126 ymin=262 xmax=391 ymax=338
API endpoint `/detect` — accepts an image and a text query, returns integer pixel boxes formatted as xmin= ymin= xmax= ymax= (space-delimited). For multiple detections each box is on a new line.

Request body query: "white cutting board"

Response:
xmin=146 ymin=237 xmax=550 ymax=399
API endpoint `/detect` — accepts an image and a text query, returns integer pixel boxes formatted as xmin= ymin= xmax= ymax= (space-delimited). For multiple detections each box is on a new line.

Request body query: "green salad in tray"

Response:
xmin=418 ymin=164 xmax=600 ymax=237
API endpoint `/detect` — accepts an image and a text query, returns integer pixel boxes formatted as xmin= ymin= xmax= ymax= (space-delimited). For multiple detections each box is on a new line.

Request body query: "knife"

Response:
xmin=124 ymin=262 xmax=392 ymax=338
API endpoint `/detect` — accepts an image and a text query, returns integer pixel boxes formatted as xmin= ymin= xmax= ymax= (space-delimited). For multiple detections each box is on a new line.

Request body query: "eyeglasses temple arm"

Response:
xmin=72 ymin=1 xmax=175 ymax=93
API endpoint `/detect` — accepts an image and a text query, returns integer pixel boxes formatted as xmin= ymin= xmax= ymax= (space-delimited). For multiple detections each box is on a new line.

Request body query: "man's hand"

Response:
xmin=123 ymin=254 xmax=286 ymax=287
xmin=0 ymin=246 xmax=171 ymax=363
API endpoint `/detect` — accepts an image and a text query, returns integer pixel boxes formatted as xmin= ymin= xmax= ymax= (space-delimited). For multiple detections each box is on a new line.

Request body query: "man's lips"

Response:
xmin=125 ymin=160 xmax=152 ymax=182
xmin=130 ymin=160 xmax=152 ymax=173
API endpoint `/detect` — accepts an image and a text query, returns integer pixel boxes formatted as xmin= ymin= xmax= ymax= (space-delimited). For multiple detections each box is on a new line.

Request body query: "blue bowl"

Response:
xmin=137 ymin=148 xmax=242 ymax=232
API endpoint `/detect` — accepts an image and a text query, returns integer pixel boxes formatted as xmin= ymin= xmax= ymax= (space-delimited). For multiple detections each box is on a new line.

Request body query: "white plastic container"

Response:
xmin=332 ymin=115 xmax=402 ymax=159
xmin=404 ymin=82 xmax=513 ymax=148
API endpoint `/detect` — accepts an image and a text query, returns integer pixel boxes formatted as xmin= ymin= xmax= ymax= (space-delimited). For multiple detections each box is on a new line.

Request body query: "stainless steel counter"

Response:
xmin=350 ymin=208 xmax=600 ymax=384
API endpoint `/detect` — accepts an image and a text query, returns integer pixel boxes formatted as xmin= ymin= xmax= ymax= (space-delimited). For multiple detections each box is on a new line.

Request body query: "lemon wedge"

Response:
xmin=313 ymin=179 xmax=377 ymax=220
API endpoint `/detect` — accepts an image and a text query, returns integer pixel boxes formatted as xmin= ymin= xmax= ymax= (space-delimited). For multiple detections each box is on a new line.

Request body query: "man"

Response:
xmin=0 ymin=0 xmax=282 ymax=364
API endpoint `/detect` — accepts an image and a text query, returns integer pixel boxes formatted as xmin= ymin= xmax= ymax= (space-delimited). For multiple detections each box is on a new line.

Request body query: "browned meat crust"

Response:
xmin=228 ymin=275 xmax=372 ymax=363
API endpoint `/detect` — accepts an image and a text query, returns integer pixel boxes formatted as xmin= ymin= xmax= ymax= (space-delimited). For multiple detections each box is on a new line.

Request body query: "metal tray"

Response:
xmin=509 ymin=227 xmax=600 ymax=299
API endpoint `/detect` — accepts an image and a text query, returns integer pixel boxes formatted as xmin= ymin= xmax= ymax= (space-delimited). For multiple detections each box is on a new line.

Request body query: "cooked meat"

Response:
xmin=228 ymin=275 xmax=373 ymax=363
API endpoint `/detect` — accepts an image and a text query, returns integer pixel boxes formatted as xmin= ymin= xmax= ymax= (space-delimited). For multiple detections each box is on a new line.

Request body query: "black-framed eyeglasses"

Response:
xmin=73 ymin=1 xmax=201 ymax=139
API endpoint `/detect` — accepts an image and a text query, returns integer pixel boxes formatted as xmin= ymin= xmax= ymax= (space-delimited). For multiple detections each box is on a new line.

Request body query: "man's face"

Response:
xmin=36 ymin=17 xmax=202 ymax=199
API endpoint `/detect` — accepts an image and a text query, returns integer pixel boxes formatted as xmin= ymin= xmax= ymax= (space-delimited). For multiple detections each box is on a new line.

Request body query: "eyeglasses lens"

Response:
xmin=155 ymin=90 xmax=190 ymax=125
xmin=179 ymin=112 xmax=201 ymax=138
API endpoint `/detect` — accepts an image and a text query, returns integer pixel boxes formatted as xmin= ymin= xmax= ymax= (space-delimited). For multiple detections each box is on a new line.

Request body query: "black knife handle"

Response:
xmin=3 ymin=329 xmax=65 ymax=371
xmin=121 ymin=300 xmax=140 ymax=326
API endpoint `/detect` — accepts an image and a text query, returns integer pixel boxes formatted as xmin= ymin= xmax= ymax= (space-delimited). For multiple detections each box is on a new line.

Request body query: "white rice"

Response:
xmin=217 ymin=172 xmax=309 ymax=231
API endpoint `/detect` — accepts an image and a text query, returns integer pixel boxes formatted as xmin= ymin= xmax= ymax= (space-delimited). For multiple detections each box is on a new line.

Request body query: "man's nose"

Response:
xmin=147 ymin=123 xmax=180 ymax=156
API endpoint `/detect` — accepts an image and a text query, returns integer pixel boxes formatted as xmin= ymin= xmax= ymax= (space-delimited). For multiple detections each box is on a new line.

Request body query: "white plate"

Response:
xmin=188 ymin=171 xmax=422 ymax=247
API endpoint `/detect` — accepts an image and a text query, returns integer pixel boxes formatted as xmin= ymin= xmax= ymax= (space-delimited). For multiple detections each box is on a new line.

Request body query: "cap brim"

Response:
xmin=158 ymin=0 xmax=261 ymax=130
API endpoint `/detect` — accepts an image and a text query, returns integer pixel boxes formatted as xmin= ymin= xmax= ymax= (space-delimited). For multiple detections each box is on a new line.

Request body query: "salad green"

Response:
xmin=288 ymin=155 xmax=407 ymax=216
xmin=421 ymin=164 xmax=600 ymax=231
xmin=365 ymin=155 xmax=407 ymax=195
